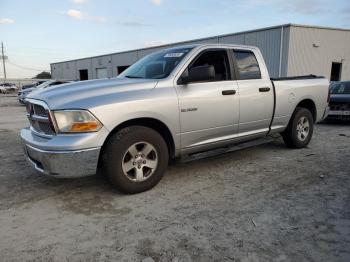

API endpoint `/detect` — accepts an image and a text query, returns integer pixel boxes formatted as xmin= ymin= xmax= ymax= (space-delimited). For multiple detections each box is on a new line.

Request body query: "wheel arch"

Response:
xmin=295 ymin=98 xmax=317 ymax=122
xmin=100 ymin=117 xmax=176 ymax=159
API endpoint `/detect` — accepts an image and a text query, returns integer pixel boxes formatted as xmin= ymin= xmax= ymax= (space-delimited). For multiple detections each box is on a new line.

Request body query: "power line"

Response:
xmin=7 ymin=61 xmax=49 ymax=72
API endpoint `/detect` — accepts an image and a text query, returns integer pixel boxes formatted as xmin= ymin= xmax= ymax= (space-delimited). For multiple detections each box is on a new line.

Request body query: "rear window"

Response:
xmin=233 ymin=50 xmax=261 ymax=80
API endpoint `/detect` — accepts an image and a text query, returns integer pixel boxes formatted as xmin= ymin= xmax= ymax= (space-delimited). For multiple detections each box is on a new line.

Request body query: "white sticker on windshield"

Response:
xmin=164 ymin=53 xmax=184 ymax=58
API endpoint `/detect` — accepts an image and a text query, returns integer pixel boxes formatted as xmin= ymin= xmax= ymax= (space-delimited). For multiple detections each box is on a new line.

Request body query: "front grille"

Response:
xmin=26 ymin=101 xmax=56 ymax=136
xmin=33 ymin=104 xmax=48 ymax=116
xmin=329 ymin=102 xmax=349 ymax=111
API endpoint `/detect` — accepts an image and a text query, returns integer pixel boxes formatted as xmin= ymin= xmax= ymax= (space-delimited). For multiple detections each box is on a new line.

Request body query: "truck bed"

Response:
xmin=269 ymin=75 xmax=329 ymax=134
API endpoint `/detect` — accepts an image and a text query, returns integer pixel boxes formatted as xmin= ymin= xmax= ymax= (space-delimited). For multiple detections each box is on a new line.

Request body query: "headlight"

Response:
xmin=52 ymin=110 xmax=102 ymax=133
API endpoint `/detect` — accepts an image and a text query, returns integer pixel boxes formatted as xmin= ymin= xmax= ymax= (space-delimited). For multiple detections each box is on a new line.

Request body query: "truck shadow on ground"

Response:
xmin=1 ymin=133 xmax=322 ymax=216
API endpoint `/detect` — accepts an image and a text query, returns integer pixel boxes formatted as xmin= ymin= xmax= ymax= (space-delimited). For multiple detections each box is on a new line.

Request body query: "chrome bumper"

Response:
xmin=21 ymin=129 xmax=101 ymax=178
xmin=23 ymin=144 xmax=100 ymax=178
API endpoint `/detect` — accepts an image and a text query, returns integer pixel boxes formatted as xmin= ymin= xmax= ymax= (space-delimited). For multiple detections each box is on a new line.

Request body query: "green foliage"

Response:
xmin=34 ymin=71 xmax=51 ymax=79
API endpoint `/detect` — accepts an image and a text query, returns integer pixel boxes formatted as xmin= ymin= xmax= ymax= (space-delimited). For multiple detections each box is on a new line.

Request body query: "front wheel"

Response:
xmin=101 ymin=126 xmax=169 ymax=194
xmin=282 ymin=107 xmax=314 ymax=148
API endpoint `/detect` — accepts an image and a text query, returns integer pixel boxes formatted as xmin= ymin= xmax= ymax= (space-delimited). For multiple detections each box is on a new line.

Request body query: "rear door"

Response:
xmin=176 ymin=48 xmax=239 ymax=150
xmin=232 ymin=49 xmax=274 ymax=135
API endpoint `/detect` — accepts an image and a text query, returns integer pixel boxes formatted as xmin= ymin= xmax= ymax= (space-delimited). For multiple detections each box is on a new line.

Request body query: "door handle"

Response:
xmin=259 ymin=87 xmax=270 ymax=92
xmin=222 ymin=90 xmax=236 ymax=95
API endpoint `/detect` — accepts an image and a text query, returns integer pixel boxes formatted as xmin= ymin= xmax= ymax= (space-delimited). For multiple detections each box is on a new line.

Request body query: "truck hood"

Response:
xmin=27 ymin=78 xmax=159 ymax=109
xmin=330 ymin=94 xmax=350 ymax=103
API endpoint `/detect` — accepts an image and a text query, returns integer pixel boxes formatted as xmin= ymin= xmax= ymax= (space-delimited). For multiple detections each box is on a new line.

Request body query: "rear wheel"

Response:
xmin=282 ymin=107 xmax=314 ymax=148
xmin=101 ymin=126 xmax=169 ymax=194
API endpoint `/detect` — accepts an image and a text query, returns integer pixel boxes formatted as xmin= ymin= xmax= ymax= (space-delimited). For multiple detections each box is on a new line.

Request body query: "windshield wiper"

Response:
xmin=124 ymin=75 xmax=144 ymax=79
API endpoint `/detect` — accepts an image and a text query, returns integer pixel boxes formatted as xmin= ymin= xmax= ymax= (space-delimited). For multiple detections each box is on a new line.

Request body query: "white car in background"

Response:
xmin=18 ymin=80 xmax=70 ymax=103
xmin=0 ymin=83 xmax=18 ymax=94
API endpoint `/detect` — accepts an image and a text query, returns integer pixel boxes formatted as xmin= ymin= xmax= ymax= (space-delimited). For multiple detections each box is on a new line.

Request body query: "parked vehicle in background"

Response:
xmin=327 ymin=81 xmax=350 ymax=121
xmin=0 ymin=83 xmax=18 ymax=93
xmin=21 ymin=81 xmax=46 ymax=90
xmin=21 ymin=44 xmax=330 ymax=193
xmin=18 ymin=80 xmax=70 ymax=104
xmin=0 ymin=85 xmax=6 ymax=94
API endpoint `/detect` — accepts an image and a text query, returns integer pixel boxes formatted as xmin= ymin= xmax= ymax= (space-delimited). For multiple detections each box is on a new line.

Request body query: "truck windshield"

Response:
xmin=119 ymin=47 xmax=193 ymax=79
xmin=331 ymin=82 xmax=350 ymax=94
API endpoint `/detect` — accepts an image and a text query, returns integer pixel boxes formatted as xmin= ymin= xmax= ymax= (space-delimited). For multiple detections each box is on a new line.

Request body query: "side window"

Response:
xmin=233 ymin=50 xmax=261 ymax=80
xmin=189 ymin=50 xmax=231 ymax=82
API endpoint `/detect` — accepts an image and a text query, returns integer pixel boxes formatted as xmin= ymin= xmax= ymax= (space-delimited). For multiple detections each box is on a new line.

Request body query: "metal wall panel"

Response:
xmin=219 ymin=34 xmax=245 ymax=45
xmin=51 ymin=63 xmax=63 ymax=80
xmin=60 ymin=61 xmax=77 ymax=80
xmin=184 ymin=37 xmax=218 ymax=45
xmin=287 ymin=26 xmax=350 ymax=80
xmin=280 ymin=26 xmax=290 ymax=77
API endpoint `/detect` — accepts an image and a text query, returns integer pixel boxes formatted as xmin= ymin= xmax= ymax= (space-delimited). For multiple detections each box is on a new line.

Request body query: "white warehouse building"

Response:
xmin=51 ymin=24 xmax=350 ymax=81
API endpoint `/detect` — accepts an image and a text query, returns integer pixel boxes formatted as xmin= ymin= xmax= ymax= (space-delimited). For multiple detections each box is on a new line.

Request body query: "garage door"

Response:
xmin=96 ymin=68 xmax=108 ymax=79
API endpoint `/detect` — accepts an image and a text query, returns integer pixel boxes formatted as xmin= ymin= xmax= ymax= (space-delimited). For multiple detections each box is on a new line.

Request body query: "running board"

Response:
xmin=180 ymin=135 xmax=280 ymax=163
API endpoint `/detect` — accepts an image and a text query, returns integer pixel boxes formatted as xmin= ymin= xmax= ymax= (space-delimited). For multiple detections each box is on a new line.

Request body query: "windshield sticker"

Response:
xmin=164 ymin=53 xmax=184 ymax=58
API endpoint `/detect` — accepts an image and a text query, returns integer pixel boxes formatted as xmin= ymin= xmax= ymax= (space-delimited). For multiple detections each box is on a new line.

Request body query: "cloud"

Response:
xmin=72 ymin=0 xmax=88 ymax=3
xmin=65 ymin=9 xmax=106 ymax=22
xmin=151 ymin=0 xmax=163 ymax=6
xmin=0 ymin=18 xmax=15 ymax=24
xmin=67 ymin=9 xmax=84 ymax=19
xmin=117 ymin=21 xmax=150 ymax=27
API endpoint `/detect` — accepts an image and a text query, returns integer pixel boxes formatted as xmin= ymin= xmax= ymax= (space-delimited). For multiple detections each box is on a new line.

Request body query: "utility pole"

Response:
xmin=1 ymin=42 xmax=7 ymax=81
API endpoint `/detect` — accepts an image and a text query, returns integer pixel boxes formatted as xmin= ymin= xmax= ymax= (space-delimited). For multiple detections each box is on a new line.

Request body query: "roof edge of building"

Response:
xmin=50 ymin=23 xmax=350 ymax=66
xmin=289 ymin=23 xmax=350 ymax=32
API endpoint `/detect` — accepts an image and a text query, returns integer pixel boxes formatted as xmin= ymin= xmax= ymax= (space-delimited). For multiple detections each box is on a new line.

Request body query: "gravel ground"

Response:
xmin=0 ymin=95 xmax=349 ymax=262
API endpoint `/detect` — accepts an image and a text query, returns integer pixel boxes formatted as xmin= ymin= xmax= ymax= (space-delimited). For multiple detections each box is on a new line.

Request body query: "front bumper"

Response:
xmin=327 ymin=109 xmax=350 ymax=121
xmin=23 ymin=144 xmax=100 ymax=178
xmin=21 ymin=128 xmax=103 ymax=178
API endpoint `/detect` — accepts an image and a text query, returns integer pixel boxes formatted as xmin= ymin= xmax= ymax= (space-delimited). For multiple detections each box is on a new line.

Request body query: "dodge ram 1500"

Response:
xmin=21 ymin=44 xmax=330 ymax=193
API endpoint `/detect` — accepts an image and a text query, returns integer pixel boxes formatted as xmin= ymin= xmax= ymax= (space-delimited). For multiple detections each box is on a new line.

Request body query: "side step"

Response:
xmin=180 ymin=135 xmax=280 ymax=163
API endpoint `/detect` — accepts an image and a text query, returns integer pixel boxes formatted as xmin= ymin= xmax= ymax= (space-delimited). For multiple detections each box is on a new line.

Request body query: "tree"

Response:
xmin=34 ymin=71 xmax=51 ymax=79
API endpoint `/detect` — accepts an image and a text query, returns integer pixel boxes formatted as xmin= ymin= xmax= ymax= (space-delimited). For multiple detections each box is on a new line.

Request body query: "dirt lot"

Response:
xmin=0 ymin=95 xmax=349 ymax=262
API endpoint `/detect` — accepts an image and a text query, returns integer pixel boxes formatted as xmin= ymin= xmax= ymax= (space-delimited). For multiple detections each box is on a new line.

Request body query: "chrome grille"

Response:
xmin=26 ymin=101 xmax=56 ymax=136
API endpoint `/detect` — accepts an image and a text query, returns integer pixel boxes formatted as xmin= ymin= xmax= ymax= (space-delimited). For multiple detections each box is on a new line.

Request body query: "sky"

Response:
xmin=0 ymin=0 xmax=349 ymax=78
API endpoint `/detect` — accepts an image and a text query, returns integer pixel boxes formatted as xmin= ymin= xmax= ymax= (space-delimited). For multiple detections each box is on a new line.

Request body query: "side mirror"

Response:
xmin=177 ymin=68 xmax=189 ymax=85
xmin=178 ymin=65 xmax=215 ymax=85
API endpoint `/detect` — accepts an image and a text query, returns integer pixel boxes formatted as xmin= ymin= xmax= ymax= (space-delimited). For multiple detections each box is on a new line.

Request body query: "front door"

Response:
xmin=176 ymin=49 xmax=239 ymax=150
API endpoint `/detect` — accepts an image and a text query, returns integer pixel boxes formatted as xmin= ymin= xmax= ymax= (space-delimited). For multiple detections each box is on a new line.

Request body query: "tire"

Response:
xmin=282 ymin=107 xmax=314 ymax=148
xmin=101 ymin=126 xmax=169 ymax=194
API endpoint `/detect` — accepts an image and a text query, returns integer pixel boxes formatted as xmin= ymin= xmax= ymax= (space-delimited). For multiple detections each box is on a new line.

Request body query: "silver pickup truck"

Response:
xmin=21 ymin=44 xmax=330 ymax=193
